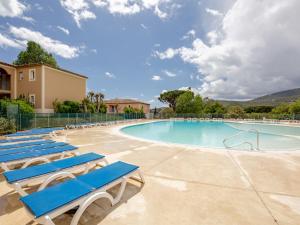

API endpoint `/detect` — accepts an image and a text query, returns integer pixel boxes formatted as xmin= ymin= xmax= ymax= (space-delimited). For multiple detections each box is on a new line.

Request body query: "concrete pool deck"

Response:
xmin=1 ymin=120 xmax=300 ymax=225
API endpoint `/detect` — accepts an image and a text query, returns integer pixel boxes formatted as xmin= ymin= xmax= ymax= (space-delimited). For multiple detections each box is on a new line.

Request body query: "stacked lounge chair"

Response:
xmin=6 ymin=127 xmax=64 ymax=137
xmin=0 ymin=134 xmax=144 ymax=225
xmin=0 ymin=136 xmax=42 ymax=144
xmin=0 ymin=140 xmax=55 ymax=150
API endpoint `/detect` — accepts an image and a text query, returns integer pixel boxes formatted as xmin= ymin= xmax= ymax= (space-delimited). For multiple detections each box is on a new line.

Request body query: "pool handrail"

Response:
xmin=223 ymin=129 xmax=260 ymax=151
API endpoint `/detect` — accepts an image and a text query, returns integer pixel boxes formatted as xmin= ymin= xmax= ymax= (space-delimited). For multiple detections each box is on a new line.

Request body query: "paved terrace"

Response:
xmin=1 ymin=121 xmax=300 ymax=225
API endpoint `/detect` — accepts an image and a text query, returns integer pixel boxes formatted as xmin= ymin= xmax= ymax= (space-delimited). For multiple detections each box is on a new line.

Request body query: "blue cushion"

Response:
xmin=0 ymin=140 xmax=54 ymax=150
xmin=77 ymin=161 xmax=139 ymax=189
xmin=4 ymin=153 xmax=104 ymax=183
xmin=0 ymin=137 xmax=42 ymax=144
xmin=0 ymin=145 xmax=77 ymax=163
xmin=0 ymin=142 xmax=67 ymax=156
xmin=51 ymin=152 xmax=104 ymax=170
xmin=21 ymin=179 xmax=93 ymax=218
xmin=20 ymin=161 xmax=139 ymax=218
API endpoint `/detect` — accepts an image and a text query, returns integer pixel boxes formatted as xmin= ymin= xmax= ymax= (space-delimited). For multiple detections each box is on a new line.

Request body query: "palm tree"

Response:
xmin=95 ymin=93 xmax=100 ymax=113
xmin=87 ymin=91 xmax=95 ymax=103
xmin=82 ymin=97 xmax=89 ymax=113
xmin=99 ymin=92 xmax=104 ymax=104
xmin=94 ymin=92 xmax=105 ymax=112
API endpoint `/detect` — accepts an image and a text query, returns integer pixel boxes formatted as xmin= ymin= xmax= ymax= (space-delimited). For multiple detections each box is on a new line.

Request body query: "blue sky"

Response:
xmin=0 ymin=0 xmax=299 ymax=107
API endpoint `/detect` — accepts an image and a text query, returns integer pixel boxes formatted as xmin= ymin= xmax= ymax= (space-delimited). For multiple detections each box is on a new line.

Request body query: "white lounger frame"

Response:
xmin=7 ymin=157 xmax=108 ymax=197
xmin=24 ymin=168 xmax=144 ymax=225
xmin=0 ymin=149 xmax=79 ymax=172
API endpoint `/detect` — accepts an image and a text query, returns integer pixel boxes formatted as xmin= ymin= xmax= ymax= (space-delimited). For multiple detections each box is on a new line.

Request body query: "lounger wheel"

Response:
xmin=70 ymin=192 xmax=114 ymax=225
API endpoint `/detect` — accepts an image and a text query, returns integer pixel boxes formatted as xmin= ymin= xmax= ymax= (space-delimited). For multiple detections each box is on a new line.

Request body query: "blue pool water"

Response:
xmin=121 ymin=121 xmax=300 ymax=151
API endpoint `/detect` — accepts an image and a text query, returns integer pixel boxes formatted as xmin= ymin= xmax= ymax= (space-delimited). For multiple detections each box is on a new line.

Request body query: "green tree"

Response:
xmin=13 ymin=41 xmax=58 ymax=68
xmin=289 ymin=100 xmax=300 ymax=114
xmin=175 ymin=91 xmax=203 ymax=114
xmin=244 ymin=106 xmax=273 ymax=113
xmin=204 ymin=100 xmax=226 ymax=114
xmin=271 ymin=104 xmax=290 ymax=114
xmin=227 ymin=106 xmax=245 ymax=118
xmin=158 ymin=90 xmax=187 ymax=111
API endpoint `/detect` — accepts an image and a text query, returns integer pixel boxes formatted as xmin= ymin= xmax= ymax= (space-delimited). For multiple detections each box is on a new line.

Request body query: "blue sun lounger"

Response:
xmin=4 ymin=153 xmax=107 ymax=196
xmin=0 ymin=140 xmax=54 ymax=150
xmin=20 ymin=161 xmax=144 ymax=225
xmin=6 ymin=127 xmax=64 ymax=137
xmin=0 ymin=145 xmax=78 ymax=171
xmin=0 ymin=137 xmax=42 ymax=144
xmin=0 ymin=142 xmax=67 ymax=156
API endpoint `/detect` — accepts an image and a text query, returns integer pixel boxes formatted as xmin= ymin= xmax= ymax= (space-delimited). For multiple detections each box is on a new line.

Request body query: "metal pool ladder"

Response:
xmin=223 ymin=129 xmax=260 ymax=151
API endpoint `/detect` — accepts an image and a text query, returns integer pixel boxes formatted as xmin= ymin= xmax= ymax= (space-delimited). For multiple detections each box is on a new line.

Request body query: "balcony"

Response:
xmin=0 ymin=68 xmax=11 ymax=98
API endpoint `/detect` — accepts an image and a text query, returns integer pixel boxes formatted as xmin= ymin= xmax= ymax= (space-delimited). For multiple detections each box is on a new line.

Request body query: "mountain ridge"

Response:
xmin=220 ymin=88 xmax=300 ymax=106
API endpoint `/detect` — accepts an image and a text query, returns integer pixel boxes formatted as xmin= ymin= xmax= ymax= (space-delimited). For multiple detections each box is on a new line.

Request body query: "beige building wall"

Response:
xmin=107 ymin=103 xmax=150 ymax=113
xmin=16 ymin=65 xmax=42 ymax=109
xmin=44 ymin=66 xmax=86 ymax=112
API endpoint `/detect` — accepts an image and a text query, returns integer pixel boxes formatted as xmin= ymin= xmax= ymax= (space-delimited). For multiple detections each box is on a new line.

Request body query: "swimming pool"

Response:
xmin=121 ymin=121 xmax=300 ymax=151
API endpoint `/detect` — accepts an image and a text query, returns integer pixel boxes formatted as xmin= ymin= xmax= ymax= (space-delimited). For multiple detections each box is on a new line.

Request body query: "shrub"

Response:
xmin=160 ymin=107 xmax=175 ymax=118
xmin=0 ymin=99 xmax=34 ymax=115
xmin=0 ymin=117 xmax=16 ymax=135
xmin=244 ymin=106 xmax=274 ymax=113
xmin=53 ymin=100 xmax=80 ymax=113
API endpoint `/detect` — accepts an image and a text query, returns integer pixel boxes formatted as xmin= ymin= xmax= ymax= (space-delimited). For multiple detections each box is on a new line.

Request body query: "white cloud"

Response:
xmin=206 ymin=30 xmax=219 ymax=45
xmin=9 ymin=26 xmax=80 ymax=58
xmin=156 ymin=0 xmax=300 ymax=100
xmin=60 ymin=0 xmax=179 ymax=26
xmin=205 ymin=8 xmax=223 ymax=17
xmin=163 ymin=70 xmax=176 ymax=77
xmin=140 ymin=23 xmax=148 ymax=30
xmin=0 ymin=33 xmax=23 ymax=48
xmin=152 ymin=75 xmax=162 ymax=81
xmin=182 ymin=29 xmax=196 ymax=40
xmin=148 ymin=99 xmax=155 ymax=103
xmin=0 ymin=0 xmax=27 ymax=17
xmin=60 ymin=0 xmax=96 ymax=27
xmin=154 ymin=48 xmax=179 ymax=60
xmin=34 ymin=3 xmax=43 ymax=10
xmin=57 ymin=26 xmax=70 ymax=35
xmin=105 ymin=72 xmax=116 ymax=78
xmin=91 ymin=49 xmax=97 ymax=53
xmin=0 ymin=0 xmax=33 ymax=21
xmin=161 ymin=89 xmax=167 ymax=93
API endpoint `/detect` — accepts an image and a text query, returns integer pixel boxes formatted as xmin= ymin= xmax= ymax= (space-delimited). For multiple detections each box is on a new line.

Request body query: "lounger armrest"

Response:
xmin=21 ymin=157 xmax=50 ymax=169
xmin=38 ymin=171 xmax=76 ymax=191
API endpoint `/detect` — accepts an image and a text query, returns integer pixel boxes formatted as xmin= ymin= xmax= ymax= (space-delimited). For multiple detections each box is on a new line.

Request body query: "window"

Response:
xmin=19 ymin=72 xmax=24 ymax=80
xmin=29 ymin=94 xmax=35 ymax=105
xmin=29 ymin=69 xmax=36 ymax=81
